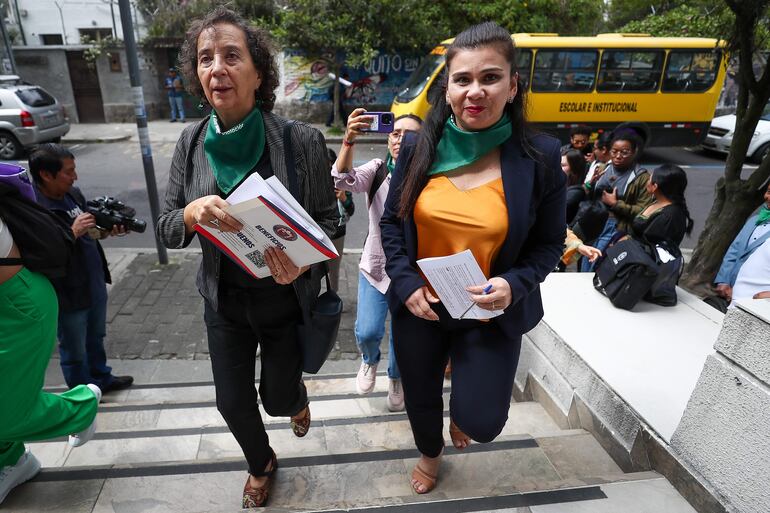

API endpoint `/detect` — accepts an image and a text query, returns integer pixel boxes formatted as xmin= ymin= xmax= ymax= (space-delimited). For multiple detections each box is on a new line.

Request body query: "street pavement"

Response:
xmin=98 ymin=248 xmax=364 ymax=362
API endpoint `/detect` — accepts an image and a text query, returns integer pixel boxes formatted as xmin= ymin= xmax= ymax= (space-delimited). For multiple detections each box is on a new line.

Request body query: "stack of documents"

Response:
xmin=417 ymin=249 xmax=504 ymax=320
xmin=195 ymin=173 xmax=338 ymax=279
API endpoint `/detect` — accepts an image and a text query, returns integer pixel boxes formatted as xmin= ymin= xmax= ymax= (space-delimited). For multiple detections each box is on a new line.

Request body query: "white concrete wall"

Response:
xmin=671 ymin=302 xmax=770 ymax=513
xmin=14 ymin=0 xmax=146 ymax=46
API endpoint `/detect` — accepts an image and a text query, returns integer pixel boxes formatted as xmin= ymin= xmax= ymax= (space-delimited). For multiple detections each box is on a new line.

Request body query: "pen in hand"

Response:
xmin=459 ymin=283 xmax=493 ymax=320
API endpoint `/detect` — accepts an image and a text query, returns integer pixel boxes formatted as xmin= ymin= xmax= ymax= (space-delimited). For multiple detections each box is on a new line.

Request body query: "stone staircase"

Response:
xmin=7 ymin=361 xmax=697 ymax=512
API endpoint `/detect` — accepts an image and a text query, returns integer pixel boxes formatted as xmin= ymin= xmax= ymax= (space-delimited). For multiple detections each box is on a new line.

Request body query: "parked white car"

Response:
xmin=702 ymin=102 xmax=770 ymax=164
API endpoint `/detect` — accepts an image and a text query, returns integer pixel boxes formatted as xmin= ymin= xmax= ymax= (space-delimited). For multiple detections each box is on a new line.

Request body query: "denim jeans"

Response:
xmin=580 ymin=217 xmax=618 ymax=272
xmin=57 ymin=295 xmax=113 ymax=389
xmin=169 ymin=95 xmax=185 ymax=121
xmin=355 ymin=272 xmax=400 ymax=379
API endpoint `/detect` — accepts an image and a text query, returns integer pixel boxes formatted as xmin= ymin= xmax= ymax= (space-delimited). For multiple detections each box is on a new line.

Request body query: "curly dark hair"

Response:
xmin=178 ymin=6 xmax=279 ymax=112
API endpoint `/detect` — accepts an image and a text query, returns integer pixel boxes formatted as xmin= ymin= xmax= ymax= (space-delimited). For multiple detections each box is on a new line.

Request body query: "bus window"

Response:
xmin=662 ymin=50 xmax=721 ymax=92
xmin=597 ymin=50 xmax=664 ymax=92
xmin=532 ymin=50 xmax=598 ymax=92
xmin=395 ymin=53 xmax=445 ymax=103
xmin=516 ymin=49 xmax=532 ymax=90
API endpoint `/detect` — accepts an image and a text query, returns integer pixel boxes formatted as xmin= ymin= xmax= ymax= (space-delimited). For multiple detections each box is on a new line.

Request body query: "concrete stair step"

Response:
xmin=8 ymin=370 xmax=698 ymax=512
xmin=20 ymin=439 xmax=655 ymax=513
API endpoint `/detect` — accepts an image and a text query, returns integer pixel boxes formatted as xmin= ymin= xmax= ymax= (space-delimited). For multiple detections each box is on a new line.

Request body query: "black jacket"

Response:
xmin=36 ymin=185 xmax=111 ymax=312
xmin=380 ymin=132 xmax=566 ymax=339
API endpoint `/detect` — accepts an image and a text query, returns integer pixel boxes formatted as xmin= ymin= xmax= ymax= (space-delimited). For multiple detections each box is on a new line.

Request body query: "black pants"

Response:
xmin=392 ymin=303 xmax=522 ymax=458
xmin=204 ymin=284 xmax=307 ymax=476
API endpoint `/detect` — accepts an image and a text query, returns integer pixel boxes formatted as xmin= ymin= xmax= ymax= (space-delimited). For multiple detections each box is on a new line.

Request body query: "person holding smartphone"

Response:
xmin=380 ymin=22 xmax=565 ymax=494
xmin=331 ymin=108 xmax=422 ymax=412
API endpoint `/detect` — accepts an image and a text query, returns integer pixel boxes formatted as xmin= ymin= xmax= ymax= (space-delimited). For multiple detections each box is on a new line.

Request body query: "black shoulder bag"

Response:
xmin=0 ymin=182 xmax=75 ymax=278
xmin=283 ymin=122 xmax=343 ymax=374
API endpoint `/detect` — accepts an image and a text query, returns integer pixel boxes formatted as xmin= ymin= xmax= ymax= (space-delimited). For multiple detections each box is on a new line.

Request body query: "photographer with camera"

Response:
xmin=31 ymin=143 xmax=134 ymax=394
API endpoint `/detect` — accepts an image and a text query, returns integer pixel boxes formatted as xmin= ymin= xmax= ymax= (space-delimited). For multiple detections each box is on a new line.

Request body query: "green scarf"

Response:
xmin=428 ymin=114 xmax=513 ymax=176
xmin=386 ymin=154 xmax=395 ymax=174
xmin=757 ymin=205 xmax=770 ymax=226
xmin=204 ymin=108 xmax=266 ymax=195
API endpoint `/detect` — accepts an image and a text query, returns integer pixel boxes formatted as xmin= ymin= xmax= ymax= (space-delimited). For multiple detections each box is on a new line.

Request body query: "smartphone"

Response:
xmin=360 ymin=112 xmax=394 ymax=133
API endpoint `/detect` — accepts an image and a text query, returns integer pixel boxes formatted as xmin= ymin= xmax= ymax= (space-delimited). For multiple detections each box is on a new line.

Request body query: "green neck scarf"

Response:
xmin=386 ymin=154 xmax=395 ymax=174
xmin=428 ymin=114 xmax=513 ymax=176
xmin=757 ymin=205 xmax=770 ymax=226
xmin=204 ymin=107 xmax=266 ymax=195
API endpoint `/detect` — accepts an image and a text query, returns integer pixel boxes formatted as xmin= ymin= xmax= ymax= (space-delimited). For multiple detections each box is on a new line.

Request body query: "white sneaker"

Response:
xmin=68 ymin=384 xmax=101 ymax=448
xmin=355 ymin=361 xmax=378 ymax=394
xmin=387 ymin=378 xmax=405 ymax=412
xmin=0 ymin=450 xmax=41 ymax=505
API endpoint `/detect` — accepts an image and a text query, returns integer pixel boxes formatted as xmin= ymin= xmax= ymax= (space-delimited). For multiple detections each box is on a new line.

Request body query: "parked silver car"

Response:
xmin=0 ymin=81 xmax=70 ymax=159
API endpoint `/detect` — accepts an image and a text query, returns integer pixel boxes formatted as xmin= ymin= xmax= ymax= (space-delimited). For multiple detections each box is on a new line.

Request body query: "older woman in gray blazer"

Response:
xmin=156 ymin=7 xmax=338 ymax=509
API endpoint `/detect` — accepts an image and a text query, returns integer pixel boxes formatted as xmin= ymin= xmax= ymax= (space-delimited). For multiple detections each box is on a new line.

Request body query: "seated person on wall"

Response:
xmin=628 ymin=164 xmax=694 ymax=249
xmin=560 ymin=125 xmax=593 ymax=158
xmin=713 ymin=181 xmax=770 ymax=303
xmin=731 ymin=237 xmax=770 ymax=305
xmin=30 ymin=144 xmax=134 ymax=394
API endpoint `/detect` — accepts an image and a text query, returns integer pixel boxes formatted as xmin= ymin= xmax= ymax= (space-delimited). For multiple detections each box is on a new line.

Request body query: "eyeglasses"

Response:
xmin=609 ymin=149 xmax=634 ymax=157
xmin=388 ymin=129 xmax=415 ymax=141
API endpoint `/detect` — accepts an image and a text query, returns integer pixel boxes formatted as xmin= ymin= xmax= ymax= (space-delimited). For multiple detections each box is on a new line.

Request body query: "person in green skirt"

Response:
xmin=0 ymin=210 xmax=100 ymax=505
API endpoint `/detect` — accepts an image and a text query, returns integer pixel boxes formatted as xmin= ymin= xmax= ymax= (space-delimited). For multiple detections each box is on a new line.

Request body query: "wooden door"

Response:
xmin=67 ymin=51 xmax=105 ymax=123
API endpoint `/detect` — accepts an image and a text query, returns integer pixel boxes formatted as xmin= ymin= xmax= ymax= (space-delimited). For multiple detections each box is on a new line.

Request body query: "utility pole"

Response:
xmin=117 ymin=0 xmax=168 ymax=265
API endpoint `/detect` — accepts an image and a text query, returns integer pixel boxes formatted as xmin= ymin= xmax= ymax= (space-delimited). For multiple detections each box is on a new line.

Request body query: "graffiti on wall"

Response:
xmin=283 ymin=49 xmax=422 ymax=105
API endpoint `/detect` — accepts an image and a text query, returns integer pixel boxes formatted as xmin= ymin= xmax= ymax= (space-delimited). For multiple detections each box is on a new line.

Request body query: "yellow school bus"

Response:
xmin=391 ymin=34 xmax=726 ymax=147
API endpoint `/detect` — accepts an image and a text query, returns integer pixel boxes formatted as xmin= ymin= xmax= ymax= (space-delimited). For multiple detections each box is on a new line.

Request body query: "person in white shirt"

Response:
xmin=731 ymin=237 xmax=770 ymax=304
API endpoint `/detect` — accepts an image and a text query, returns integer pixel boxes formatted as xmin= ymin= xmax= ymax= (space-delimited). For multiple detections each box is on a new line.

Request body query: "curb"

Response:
xmin=63 ymin=135 xmax=132 ymax=144
xmin=61 ymin=135 xmax=389 ymax=145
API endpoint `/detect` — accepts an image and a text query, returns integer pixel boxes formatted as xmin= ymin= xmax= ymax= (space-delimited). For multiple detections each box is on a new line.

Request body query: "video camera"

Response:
xmin=86 ymin=196 xmax=147 ymax=233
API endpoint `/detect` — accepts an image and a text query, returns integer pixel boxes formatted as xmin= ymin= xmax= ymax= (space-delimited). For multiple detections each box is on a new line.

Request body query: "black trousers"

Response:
xmin=204 ymin=284 xmax=307 ymax=476
xmin=392 ymin=303 xmax=522 ymax=458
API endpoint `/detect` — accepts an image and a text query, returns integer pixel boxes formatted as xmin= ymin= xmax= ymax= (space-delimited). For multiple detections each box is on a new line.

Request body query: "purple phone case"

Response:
xmin=361 ymin=112 xmax=394 ymax=133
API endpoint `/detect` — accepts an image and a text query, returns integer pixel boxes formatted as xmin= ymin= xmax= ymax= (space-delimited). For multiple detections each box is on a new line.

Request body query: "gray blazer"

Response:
xmin=156 ymin=111 xmax=339 ymax=312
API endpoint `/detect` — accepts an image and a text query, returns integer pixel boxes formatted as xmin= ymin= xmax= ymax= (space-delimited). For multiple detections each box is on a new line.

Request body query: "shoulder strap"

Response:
xmin=186 ymin=116 xmax=210 ymax=175
xmin=368 ymin=161 xmax=389 ymax=205
xmin=282 ymin=120 xmax=331 ymax=279
xmin=283 ymin=121 xmax=300 ymax=201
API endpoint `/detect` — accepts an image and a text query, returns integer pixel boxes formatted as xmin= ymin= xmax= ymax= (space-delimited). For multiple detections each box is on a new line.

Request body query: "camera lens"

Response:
xmin=382 ymin=113 xmax=394 ymax=125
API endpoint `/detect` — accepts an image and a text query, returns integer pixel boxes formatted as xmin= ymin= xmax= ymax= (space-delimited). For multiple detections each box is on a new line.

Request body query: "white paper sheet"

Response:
xmin=417 ymin=249 xmax=504 ymax=320
xmin=225 ymin=172 xmax=334 ymax=251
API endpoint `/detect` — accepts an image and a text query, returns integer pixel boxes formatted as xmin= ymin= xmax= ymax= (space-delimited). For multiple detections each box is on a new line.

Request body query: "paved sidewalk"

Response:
xmin=62 ymin=119 xmax=387 ymax=145
xmin=101 ymin=248 xmax=366 ymax=361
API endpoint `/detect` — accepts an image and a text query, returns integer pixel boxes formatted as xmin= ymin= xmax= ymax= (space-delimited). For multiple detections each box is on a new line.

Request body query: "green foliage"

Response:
xmin=619 ymin=3 xmax=733 ymax=38
xmin=618 ymin=2 xmax=769 ymax=48
xmin=136 ymin=0 xmax=274 ymax=39
xmin=80 ymin=35 xmax=122 ymax=69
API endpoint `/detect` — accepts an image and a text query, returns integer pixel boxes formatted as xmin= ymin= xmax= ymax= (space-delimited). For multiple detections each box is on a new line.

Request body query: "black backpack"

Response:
xmin=593 ymin=238 xmax=660 ymax=310
xmin=0 ymin=182 xmax=75 ymax=278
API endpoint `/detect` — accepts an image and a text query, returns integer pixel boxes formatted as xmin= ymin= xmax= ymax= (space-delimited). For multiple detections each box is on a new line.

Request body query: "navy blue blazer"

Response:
xmin=380 ymin=131 xmax=567 ymax=339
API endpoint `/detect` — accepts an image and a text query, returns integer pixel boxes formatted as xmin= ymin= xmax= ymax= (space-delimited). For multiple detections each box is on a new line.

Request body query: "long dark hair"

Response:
xmin=564 ymin=149 xmax=587 ymax=186
xmin=397 ymin=22 xmax=532 ymax=218
xmin=651 ymin=164 xmax=694 ymax=235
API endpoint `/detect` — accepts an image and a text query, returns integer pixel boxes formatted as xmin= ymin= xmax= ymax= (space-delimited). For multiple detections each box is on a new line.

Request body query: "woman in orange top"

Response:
xmin=381 ymin=22 xmax=566 ymax=494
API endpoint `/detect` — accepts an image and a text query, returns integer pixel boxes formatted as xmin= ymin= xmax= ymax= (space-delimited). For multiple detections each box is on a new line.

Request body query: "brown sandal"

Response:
xmin=290 ymin=403 xmax=311 ymax=438
xmin=242 ymin=450 xmax=278 ymax=509
xmin=411 ymin=462 xmax=438 ymax=494
xmin=449 ymin=420 xmax=471 ymax=450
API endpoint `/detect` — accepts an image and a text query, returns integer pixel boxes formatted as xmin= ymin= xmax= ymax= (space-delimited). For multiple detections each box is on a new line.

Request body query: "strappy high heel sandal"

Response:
xmin=290 ymin=403 xmax=311 ymax=438
xmin=242 ymin=450 xmax=278 ymax=509
xmin=449 ymin=419 xmax=471 ymax=450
